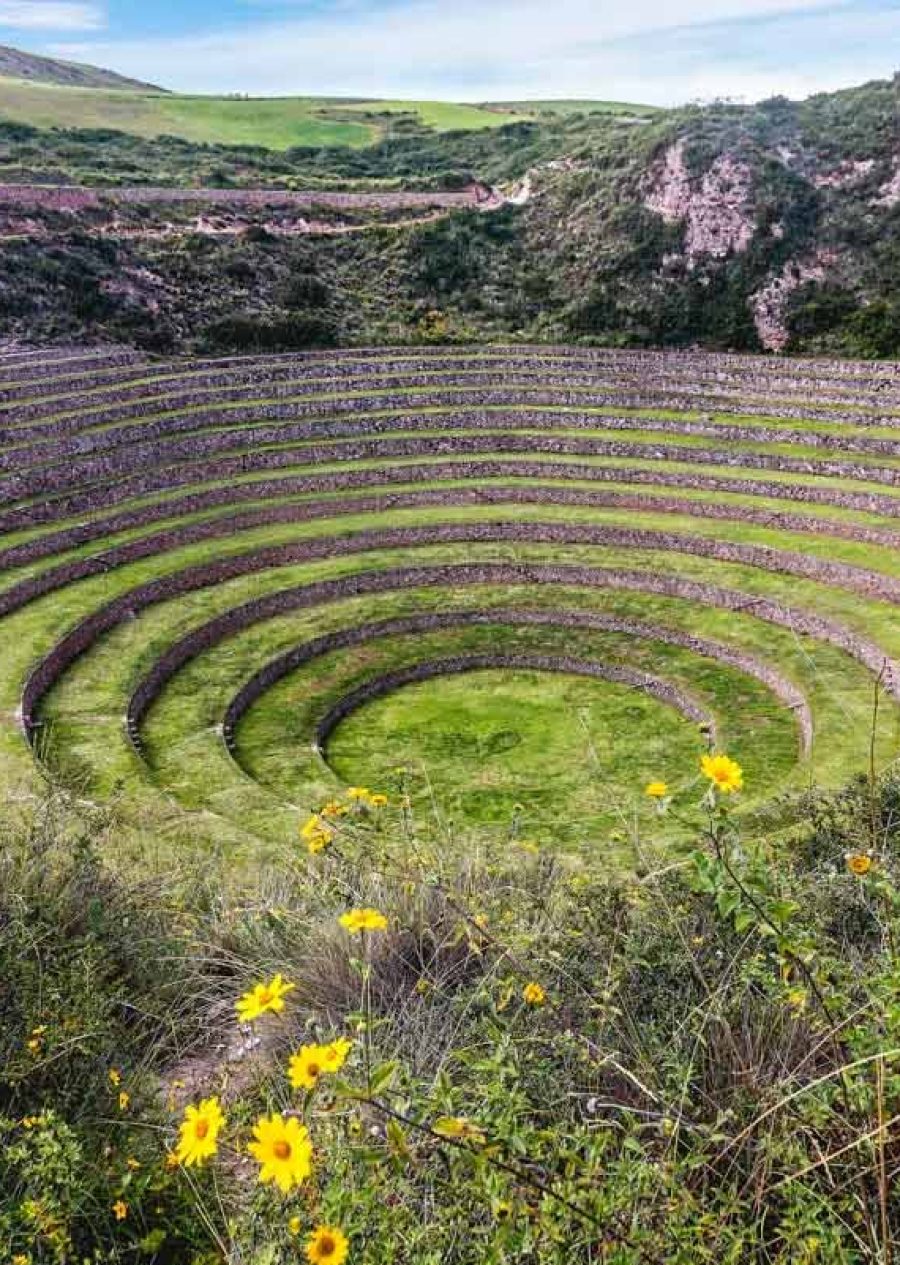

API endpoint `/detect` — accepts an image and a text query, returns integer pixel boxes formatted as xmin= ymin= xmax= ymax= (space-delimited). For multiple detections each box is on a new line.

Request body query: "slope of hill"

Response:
xmin=0 ymin=42 xmax=162 ymax=91
xmin=0 ymin=43 xmax=651 ymax=150
xmin=0 ymin=69 xmax=897 ymax=360
xmin=0 ymin=77 xmax=632 ymax=150
xmin=0 ymin=79 xmax=557 ymax=148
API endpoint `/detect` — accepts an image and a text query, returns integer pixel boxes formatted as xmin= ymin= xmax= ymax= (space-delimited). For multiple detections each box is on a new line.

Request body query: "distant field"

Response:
xmin=327 ymin=98 xmax=526 ymax=132
xmin=489 ymin=99 xmax=660 ymax=117
xmin=0 ymin=79 xmax=376 ymax=147
xmin=0 ymin=76 xmax=651 ymax=149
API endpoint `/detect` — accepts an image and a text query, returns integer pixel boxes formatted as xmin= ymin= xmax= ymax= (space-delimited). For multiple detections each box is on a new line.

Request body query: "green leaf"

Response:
xmin=369 ymin=1060 xmax=398 ymax=1095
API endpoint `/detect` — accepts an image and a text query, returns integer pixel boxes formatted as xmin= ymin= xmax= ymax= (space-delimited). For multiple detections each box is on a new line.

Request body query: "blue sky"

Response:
xmin=1 ymin=0 xmax=899 ymax=102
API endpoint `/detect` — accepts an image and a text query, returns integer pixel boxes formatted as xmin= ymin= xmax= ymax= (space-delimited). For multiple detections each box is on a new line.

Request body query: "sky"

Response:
xmin=0 ymin=0 xmax=898 ymax=103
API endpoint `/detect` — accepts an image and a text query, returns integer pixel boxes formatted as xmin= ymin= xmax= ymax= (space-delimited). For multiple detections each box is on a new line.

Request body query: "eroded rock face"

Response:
xmin=813 ymin=159 xmax=875 ymax=189
xmin=750 ymin=252 xmax=837 ymax=351
xmin=505 ymin=157 xmax=589 ymax=206
xmin=644 ymin=139 xmax=756 ymax=264
xmin=874 ymin=161 xmax=900 ymax=207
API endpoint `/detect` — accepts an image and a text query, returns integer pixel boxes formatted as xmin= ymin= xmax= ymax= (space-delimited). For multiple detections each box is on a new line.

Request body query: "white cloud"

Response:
xmin=0 ymin=1 xmax=103 ymax=29
xmin=50 ymin=0 xmax=895 ymax=102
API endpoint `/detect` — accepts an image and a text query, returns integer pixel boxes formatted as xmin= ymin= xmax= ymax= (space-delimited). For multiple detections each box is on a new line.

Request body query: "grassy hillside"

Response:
xmin=491 ymin=98 xmax=660 ymax=117
xmin=0 ymin=78 xmax=607 ymax=149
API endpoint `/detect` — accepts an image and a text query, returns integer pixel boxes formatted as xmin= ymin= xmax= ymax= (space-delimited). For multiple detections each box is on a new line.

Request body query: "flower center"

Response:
xmin=273 ymin=1140 xmax=292 ymax=1160
xmin=319 ymin=1236 xmax=335 ymax=1256
xmin=308 ymin=1062 xmax=321 ymax=1078
xmin=259 ymin=988 xmax=272 ymax=1004
xmin=195 ymin=1120 xmax=210 ymax=1140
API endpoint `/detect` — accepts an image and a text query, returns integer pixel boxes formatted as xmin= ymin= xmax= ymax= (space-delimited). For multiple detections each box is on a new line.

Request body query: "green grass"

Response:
xmin=6 ymin=351 xmax=900 ymax=866
xmin=21 ymin=506 xmax=900 ymax=853
xmin=0 ymin=77 xmax=536 ymax=149
xmin=327 ymin=99 xmax=526 ymax=132
xmin=485 ymin=99 xmax=660 ymax=118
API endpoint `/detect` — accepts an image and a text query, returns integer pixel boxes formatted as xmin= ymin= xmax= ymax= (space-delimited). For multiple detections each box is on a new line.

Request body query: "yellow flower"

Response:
xmin=248 ymin=1113 xmax=313 ymax=1193
xmin=339 ymin=908 xmax=388 ymax=934
xmin=288 ymin=1043 xmax=331 ymax=1091
xmin=126 ymin=1157 xmax=141 ymax=1171
xmin=175 ymin=1096 xmax=225 ymax=1167
xmin=304 ymin=826 xmax=334 ymax=855
xmin=522 ymin=982 xmax=546 ymax=1007
xmin=289 ymin=1215 xmax=303 ymax=1236
xmin=289 ymin=1035 xmax=352 ymax=1089
xmin=26 ymin=1038 xmax=41 ymax=1054
xmin=322 ymin=1036 xmax=352 ymax=1073
xmin=320 ymin=800 xmax=348 ymax=819
xmin=368 ymin=793 xmax=388 ymax=808
xmin=700 ymin=753 xmax=744 ymax=794
xmin=164 ymin=1150 xmax=180 ymax=1170
xmin=645 ymin=781 xmax=668 ymax=799
xmin=118 ymin=1091 xmax=130 ymax=1111
xmin=305 ymin=1225 xmax=349 ymax=1265
xmin=433 ymin=1116 xmax=487 ymax=1145
xmin=236 ymin=974 xmax=296 ymax=1024
xmin=12 ymin=1255 xmax=30 ymax=1265
xmin=347 ymin=787 xmax=370 ymax=801
xmin=302 ymin=814 xmax=334 ymax=845
xmin=301 ymin=814 xmax=334 ymax=854
xmin=108 ymin=1068 xmax=122 ymax=1087
xmin=846 ymin=853 xmax=874 ymax=877
xmin=112 ymin=1200 xmax=128 ymax=1222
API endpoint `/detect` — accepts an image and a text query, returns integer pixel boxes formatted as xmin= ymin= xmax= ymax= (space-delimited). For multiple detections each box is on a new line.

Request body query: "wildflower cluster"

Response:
xmin=347 ymin=787 xmax=389 ymax=808
xmin=167 ymin=932 xmax=370 ymax=1257
xmin=288 ymin=1037 xmax=352 ymax=1090
xmin=299 ymin=787 xmax=389 ymax=855
xmin=644 ymin=751 xmax=745 ymax=810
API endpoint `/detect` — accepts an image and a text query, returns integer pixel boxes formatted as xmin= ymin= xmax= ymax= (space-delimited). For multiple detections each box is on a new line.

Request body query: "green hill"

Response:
xmin=0 ymin=59 xmax=651 ymax=149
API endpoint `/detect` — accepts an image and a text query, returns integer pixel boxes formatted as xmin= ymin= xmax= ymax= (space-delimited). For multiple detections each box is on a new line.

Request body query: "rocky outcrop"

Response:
xmin=750 ymin=252 xmax=838 ymax=352
xmin=874 ymin=161 xmax=900 ymax=207
xmin=644 ymin=139 xmax=755 ymax=265
xmin=813 ymin=159 xmax=875 ymax=189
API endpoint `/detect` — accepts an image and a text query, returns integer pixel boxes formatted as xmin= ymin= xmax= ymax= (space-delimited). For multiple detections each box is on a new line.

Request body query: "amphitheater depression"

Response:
xmin=4 ymin=341 xmax=900 ymax=855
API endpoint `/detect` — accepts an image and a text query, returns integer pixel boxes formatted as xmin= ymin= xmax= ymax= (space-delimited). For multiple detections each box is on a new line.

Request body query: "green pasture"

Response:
xmin=0 ymin=77 xmax=531 ymax=148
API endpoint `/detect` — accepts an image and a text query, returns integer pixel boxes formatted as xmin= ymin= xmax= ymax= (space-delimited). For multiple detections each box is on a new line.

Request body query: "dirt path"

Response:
xmin=0 ymin=182 xmax=500 ymax=212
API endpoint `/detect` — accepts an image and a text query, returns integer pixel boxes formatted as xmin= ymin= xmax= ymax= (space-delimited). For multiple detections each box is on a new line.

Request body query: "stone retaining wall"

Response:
xmin=8 ymin=485 xmax=900 ymax=617
xmin=25 ymin=556 xmax=892 ymax=747
xmin=216 ymin=608 xmax=810 ymax=761
xmin=313 ymin=654 xmax=713 ymax=761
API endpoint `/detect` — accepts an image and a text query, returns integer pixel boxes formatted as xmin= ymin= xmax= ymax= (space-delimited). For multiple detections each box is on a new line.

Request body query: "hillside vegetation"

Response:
xmin=4 ymin=769 xmax=900 ymax=1263
xmin=0 ymin=76 xmax=608 ymax=150
xmin=0 ymin=75 xmax=897 ymax=357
